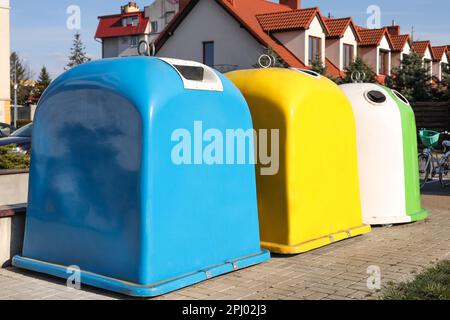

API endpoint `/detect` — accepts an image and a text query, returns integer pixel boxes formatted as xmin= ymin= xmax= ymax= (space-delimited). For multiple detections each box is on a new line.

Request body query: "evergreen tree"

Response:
xmin=34 ymin=66 xmax=52 ymax=99
xmin=310 ymin=56 xmax=327 ymax=75
xmin=386 ymin=53 xmax=432 ymax=102
xmin=254 ymin=46 xmax=287 ymax=68
xmin=10 ymin=52 xmax=34 ymax=105
xmin=66 ymin=32 xmax=91 ymax=70
xmin=441 ymin=63 xmax=450 ymax=101
xmin=342 ymin=57 xmax=377 ymax=83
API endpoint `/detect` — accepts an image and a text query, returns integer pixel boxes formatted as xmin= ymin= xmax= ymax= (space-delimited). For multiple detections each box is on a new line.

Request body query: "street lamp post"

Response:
xmin=13 ymin=60 xmax=18 ymax=128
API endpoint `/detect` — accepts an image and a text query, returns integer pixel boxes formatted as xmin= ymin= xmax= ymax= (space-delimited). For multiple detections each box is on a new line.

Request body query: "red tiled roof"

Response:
xmin=256 ymin=7 xmax=328 ymax=33
xmin=412 ymin=41 xmax=433 ymax=57
xmin=390 ymin=34 xmax=410 ymax=52
xmin=156 ymin=0 xmax=308 ymax=68
xmin=431 ymin=46 xmax=447 ymax=62
xmin=358 ymin=27 xmax=392 ymax=47
xmin=323 ymin=17 xmax=360 ymax=41
xmin=95 ymin=11 xmax=149 ymax=39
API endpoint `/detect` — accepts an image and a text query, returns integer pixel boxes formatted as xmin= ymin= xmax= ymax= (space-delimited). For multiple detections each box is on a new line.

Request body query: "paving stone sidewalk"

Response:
xmin=0 ymin=190 xmax=449 ymax=300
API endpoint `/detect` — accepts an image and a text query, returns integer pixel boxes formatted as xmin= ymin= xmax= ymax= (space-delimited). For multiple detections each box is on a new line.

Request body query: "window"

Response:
xmin=165 ymin=11 xmax=175 ymax=24
xmin=308 ymin=36 xmax=322 ymax=65
xmin=129 ymin=36 xmax=139 ymax=47
xmin=121 ymin=37 xmax=129 ymax=45
xmin=203 ymin=41 xmax=215 ymax=67
xmin=123 ymin=16 xmax=139 ymax=27
xmin=424 ymin=59 xmax=432 ymax=75
xmin=343 ymin=44 xmax=354 ymax=69
xmin=379 ymin=50 xmax=389 ymax=75
xmin=151 ymin=21 xmax=159 ymax=33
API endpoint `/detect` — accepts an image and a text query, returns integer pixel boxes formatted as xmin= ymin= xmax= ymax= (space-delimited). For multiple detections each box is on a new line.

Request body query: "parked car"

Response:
xmin=0 ymin=122 xmax=16 ymax=137
xmin=0 ymin=123 xmax=32 ymax=154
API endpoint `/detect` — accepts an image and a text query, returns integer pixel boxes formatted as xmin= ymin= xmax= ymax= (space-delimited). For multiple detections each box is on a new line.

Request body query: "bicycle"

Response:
xmin=418 ymin=129 xmax=450 ymax=189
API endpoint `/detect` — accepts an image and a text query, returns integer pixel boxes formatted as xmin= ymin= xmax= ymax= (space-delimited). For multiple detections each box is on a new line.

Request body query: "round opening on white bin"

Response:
xmin=392 ymin=90 xmax=410 ymax=105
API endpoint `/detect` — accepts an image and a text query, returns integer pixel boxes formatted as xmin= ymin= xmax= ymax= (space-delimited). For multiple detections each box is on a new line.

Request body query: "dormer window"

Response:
xmin=122 ymin=15 xmax=139 ymax=27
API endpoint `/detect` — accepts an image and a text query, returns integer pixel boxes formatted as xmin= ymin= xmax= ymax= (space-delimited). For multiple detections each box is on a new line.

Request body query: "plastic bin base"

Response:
xmin=409 ymin=208 xmax=429 ymax=222
xmin=12 ymin=250 xmax=270 ymax=298
xmin=364 ymin=208 xmax=429 ymax=225
xmin=261 ymin=225 xmax=371 ymax=255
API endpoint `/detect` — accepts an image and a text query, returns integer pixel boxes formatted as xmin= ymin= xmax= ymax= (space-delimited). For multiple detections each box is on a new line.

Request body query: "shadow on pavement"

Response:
xmin=421 ymin=180 xmax=450 ymax=196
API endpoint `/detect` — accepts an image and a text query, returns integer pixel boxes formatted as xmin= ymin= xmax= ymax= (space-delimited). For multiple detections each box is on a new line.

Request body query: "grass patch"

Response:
xmin=0 ymin=145 xmax=30 ymax=170
xmin=381 ymin=260 xmax=450 ymax=300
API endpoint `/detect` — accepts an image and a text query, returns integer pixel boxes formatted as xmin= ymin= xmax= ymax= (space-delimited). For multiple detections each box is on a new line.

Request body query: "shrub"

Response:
xmin=341 ymin=57 xmax=377 ymax=84
xmin=386 ymin=53 xmax=432 ymax=102
xmin=381 ymin=260 xmax=450 ymax=300
xmin=16 ymin=119 xmax=32 ymax=129
xmin=0 ymin=145 xmax=30 ymax=170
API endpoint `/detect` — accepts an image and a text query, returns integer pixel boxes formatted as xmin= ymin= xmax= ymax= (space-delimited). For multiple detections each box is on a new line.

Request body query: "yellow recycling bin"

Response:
xmin=226 ymin=68 xmax=371 ymax=254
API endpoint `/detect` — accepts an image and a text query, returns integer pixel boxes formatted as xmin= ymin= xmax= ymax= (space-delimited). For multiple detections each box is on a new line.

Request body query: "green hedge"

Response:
xmin=16 ymin=119 xmax=32 ymax=129
xmin=0 ymin=145 xmax=30 ymax=170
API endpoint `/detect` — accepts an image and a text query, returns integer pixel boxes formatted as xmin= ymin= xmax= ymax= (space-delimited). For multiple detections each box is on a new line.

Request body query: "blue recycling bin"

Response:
xmin=13 ymin=57 xmax=270 ymax=297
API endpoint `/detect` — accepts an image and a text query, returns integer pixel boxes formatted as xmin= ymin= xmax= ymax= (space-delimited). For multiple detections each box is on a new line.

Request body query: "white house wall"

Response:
xmin=339 ymin=26 xmax=358 ymax=70
xmin=145 ymin=0 xmax=179 ymax=38
xmin=433 ymin=53 xmax=449 ymax=81
xmin=304 ymin=16 xmax=326 ymax=65
xmin=0 ymin=0 xmax=10 ymax=123
xmin=274 ymin=31 xmax=306 ymax=64
xmin=378 ymin=35 xmax=391 ymax=76
xmin=157 ymin=0 xmax=262 ymax=70
xmin=103 ymin=34 xmax=150 ymax=58
xmin=392 ymin=41 xmax=411 ymax=69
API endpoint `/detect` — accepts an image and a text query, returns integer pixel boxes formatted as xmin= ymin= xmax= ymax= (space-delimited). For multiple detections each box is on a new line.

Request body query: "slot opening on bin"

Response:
xmin=159 ymin=58 xmax=223 ymax=92
xmin=289 ymin=68 xmax=321 ymax=79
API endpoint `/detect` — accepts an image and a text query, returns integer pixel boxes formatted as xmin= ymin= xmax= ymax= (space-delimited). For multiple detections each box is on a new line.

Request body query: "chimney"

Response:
xmin=387 ymin=24 xmax=400 ymax=36
xmin=121 ymin=2 xmax=140 ymax=14
xmin=280 ymin=0 xmax=301 ymax=10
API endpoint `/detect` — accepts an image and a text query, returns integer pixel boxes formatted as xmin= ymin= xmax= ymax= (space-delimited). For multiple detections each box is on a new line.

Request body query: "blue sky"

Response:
xmin=10 ymin=0 xmax=450 ymax=78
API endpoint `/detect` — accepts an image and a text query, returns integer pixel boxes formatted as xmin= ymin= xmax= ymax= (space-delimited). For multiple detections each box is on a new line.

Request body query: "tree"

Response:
xmin=253 ymin=46 xmax=287 ymax=68
xmin=438 ymin=63 xmax=450 ymax=101
xmin=386 ymin=53 xmax=432 ymax=102
xmin=341 ymin=57 xmax=377 ymax=84
xmin=10 ymin=52 xmax=34 ymax=105
xmin=66 ymin=32 xmax=91 ymax=70
xmin=34 ymin=66 xmax=52 ymax=99
xmin=310 ymin=56 xmax=327 ymax=75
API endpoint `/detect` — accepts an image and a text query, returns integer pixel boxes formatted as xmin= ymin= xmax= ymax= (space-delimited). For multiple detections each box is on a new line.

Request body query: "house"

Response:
xmin=0 ymin=0 xmax=10 ymax=124
xmin=412 ymin=41 xmax=434 ymax=76
xmin=357 ymin=27 xmax=393 ymax=80
xmin=144 ymin=0 xmax=190 ymax=42
xmin=96 ymin=2 xmax=150 ymax=58
xmin=386 ymin=25 xmax=411 ymax=69
xmin=95 ymin=1 xmax=188 ymax=58
xmin=155 ymin=0 xmax=332 ymax=72
xmin=256 ymin=7 xmax=329 ymax=67
xmin=431 ymin=46 xmax=449 ymax=81
xmin=322 ymin=17 xmax=360 ymax=77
